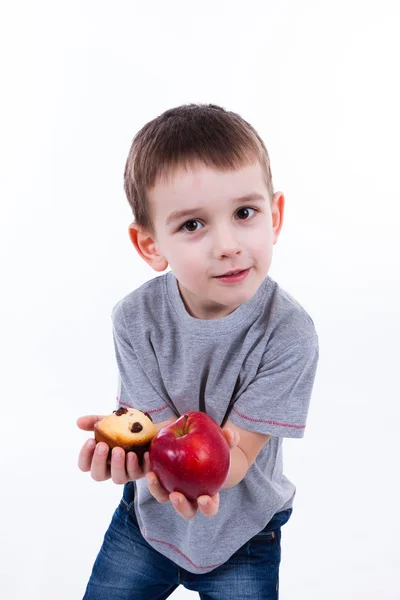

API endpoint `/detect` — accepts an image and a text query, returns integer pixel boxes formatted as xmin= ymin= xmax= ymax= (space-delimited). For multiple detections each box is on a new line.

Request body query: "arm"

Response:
xmin=146 ymin=420 xmax=270 ymax=520
xmin=221 ymin=419 xmax=272 ymax=488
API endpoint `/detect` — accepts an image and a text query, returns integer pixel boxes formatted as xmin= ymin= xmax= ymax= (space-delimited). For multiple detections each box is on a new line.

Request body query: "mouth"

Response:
xmin=214 ymin=268 xmax=249 ymax=278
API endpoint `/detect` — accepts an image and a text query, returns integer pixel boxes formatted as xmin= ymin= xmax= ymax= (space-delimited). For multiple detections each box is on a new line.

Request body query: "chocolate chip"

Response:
xmin=113 ymin=407 xmax=128 ymax=416
xmin=144 ymin=412 xmax=153 ymax=422
xmin=130 ymin=422 xmax=143 ymax=433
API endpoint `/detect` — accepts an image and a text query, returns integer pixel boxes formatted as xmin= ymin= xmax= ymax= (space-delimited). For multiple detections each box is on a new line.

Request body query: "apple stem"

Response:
xmin=183 ymin=414 xmax=189 ymax=435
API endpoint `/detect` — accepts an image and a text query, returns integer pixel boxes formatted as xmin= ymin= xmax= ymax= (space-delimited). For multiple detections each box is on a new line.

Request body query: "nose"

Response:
xmin=211 ymin=224 xmax=242 ymax=259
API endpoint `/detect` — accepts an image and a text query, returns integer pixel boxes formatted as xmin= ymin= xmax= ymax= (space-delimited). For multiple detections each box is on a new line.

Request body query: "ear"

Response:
xmin=271 ymin=192 xmax=285 ymax=245
xmin=128 ymin=223 xmax=168 ymax=272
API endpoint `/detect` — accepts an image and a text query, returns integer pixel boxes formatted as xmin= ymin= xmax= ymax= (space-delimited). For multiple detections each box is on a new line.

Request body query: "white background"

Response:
xmin=1 ymin=1 xmax=399 ymax=598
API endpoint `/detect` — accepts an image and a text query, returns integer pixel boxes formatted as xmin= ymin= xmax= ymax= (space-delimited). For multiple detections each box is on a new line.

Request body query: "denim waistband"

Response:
xmin=120 ymin=481 xmax=292 ymax=532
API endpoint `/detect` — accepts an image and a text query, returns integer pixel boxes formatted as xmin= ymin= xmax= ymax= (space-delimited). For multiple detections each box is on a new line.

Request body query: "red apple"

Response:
xmin=149 ymin=411 xmax=231 ymax=501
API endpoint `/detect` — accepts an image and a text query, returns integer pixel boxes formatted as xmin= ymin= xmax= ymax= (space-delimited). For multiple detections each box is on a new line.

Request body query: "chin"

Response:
xmin=220 ymin=288 xmax=256 ymax=306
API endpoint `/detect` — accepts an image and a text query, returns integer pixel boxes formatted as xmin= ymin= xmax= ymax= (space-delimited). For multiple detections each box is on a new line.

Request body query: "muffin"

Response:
xmin=94 ymin=407 xmax=158 ymax=464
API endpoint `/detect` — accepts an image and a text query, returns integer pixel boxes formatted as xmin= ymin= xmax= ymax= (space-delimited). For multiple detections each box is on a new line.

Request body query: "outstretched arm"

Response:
xmin=77 ymin=414 xmax=177 ymax=484
xmin=147 ymin=420 xmax=271 ymax=519
xmin=221 ymin=419 xmax=271 ymax=488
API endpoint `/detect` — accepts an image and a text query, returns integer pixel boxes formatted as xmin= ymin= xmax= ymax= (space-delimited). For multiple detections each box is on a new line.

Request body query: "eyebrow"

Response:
xmin=165 ymin=193 xmax=265 ymax=227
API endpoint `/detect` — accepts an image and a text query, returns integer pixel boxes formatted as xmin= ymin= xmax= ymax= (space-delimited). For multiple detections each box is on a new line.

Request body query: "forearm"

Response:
xmin=222 ymin=445 xmax=249 ymax=489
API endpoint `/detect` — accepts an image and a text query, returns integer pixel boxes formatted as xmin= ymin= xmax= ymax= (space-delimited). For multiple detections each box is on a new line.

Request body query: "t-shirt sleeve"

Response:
xmin=229 ymin=332 xmax=319 ymax=438
xmin=111 ymin=303 xmax=177 ymax=424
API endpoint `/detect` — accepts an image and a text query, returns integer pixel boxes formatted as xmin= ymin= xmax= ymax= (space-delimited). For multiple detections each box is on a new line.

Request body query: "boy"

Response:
xmin=77 ymin=103 xmax=319 ymax=599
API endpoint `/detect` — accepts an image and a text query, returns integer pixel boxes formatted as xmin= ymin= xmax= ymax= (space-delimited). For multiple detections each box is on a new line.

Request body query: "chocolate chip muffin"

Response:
xmin=94 ymin=407 xmax=158 ymax=464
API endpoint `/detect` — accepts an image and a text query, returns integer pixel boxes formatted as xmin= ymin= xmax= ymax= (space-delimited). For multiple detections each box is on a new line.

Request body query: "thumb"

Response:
xmin=222 ymin=428 xmax=240 ymax=449
xmin=76 ymin=415 xmax=105 ymax=431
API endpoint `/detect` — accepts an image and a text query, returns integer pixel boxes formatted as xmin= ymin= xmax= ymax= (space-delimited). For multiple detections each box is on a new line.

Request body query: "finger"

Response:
xmin=90 ymin=442 xmax=111 ymax=481
xmin=146 ymin=473 xmax=170 ymax=503
xmin=110 ymin=447 xmax=129 ymax=485
xmin=78 ymin=438 xmax=97 ymax=472
xmin=222 ymin=428 xmax=233 ymax=446
xmin=125 ymin=452 xmax=144 ymax=482
xmin=222 ymin=428 xmax=240 ymax=449
xmin=142 ymin=452 xmax=151 ymax=475
xmin=197 ymin=493 xmax=220 ymax=517
xmin=76 ymin=415 xmax=105 ymax=431
xmin=170 ymin=492 xmax=198 ymax=520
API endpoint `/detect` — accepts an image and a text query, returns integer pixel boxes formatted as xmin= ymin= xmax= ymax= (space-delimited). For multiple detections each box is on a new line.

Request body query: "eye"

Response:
xmin=180 ymin=219 xmax=203 ymax=233
xmin=236 ymin=207 xmax=256 ymax=220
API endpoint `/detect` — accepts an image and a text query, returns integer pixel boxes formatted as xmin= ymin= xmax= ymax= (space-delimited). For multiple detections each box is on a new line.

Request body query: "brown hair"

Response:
xmin=124 ymin=103 xmax=274 ymax=236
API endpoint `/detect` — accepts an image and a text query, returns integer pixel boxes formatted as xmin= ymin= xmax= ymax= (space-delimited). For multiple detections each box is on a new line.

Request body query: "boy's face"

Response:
xmin=132 ymin=160 xmax=284 ymax=320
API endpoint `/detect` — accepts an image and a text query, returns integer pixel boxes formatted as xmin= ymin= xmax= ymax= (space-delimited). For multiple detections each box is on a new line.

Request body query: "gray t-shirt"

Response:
xmin=111 ymin=271 xmax=319 ymax=574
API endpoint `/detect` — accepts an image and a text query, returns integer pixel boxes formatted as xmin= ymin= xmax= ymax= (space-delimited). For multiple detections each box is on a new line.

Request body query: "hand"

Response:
xmin=77 ymin=415 xmax=151 ymax=484
xmin=146 ymin=426 xmax=240 ymax=520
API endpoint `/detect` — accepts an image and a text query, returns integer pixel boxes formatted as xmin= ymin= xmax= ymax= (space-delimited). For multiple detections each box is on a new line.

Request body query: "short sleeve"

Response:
xmin=229 ymin=333 xmax=319 ymax=438
xmin=111 ymin=304 xmax=176 ymax=423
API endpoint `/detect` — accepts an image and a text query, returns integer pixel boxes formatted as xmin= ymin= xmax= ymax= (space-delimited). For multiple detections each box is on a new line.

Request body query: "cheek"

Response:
xmin=252 ymin=237 xmax=274 ymax=269
xmin=167 ymin=242 xmax=206 ymax=275
xmin=250 ymin=230 xmax=270 ymax=250
xmin=181 ymin=252 xmax=206 ymax=275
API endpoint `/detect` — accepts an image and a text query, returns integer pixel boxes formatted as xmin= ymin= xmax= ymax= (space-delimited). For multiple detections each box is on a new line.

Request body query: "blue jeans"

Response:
xmin=83 ymin=482 xmax=292 ymax=600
